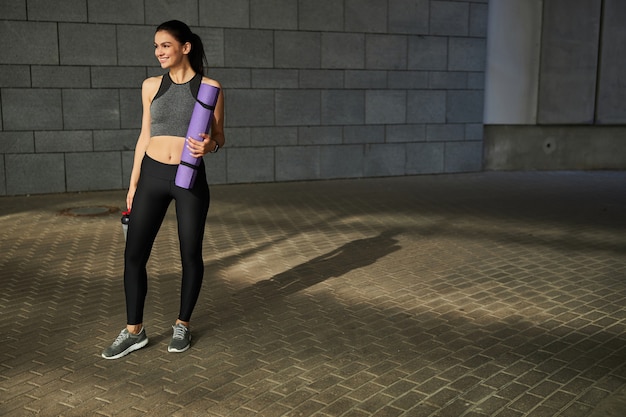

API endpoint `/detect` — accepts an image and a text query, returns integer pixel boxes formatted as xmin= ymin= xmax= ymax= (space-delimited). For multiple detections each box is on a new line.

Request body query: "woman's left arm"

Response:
xmin=209 ymin=80 xmax=225 ymax=149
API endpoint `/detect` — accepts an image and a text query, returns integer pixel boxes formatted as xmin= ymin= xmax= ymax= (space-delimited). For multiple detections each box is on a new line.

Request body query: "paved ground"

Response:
xmin=1 ymin=171 xmax=626 ymax=417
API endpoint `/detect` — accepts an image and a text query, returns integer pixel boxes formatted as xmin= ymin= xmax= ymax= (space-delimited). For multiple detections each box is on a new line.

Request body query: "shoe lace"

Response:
xmin=172 ymin=325 xmax=187 ymax=340
xmin=112 ymin=330 xmax=130 ymax=346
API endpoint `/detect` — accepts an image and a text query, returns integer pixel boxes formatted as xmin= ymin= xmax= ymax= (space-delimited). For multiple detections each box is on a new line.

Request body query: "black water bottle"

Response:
xmin=121 ymin=210 xmax=130 ymax=240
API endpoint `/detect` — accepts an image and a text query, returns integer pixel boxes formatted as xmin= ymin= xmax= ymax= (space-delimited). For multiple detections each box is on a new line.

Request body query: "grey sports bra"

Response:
xmin=150 ymin=72 xmax=201 ymax=138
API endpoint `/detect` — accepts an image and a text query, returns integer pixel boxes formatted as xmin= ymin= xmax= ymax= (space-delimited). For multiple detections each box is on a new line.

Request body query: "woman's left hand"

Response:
xmin=186 ymin=133 xmax=216 ymax=158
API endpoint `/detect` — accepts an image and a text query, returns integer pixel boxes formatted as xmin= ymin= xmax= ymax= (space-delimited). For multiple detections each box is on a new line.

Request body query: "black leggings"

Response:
xmin=124 ymin=155 xmax=210 ymax=325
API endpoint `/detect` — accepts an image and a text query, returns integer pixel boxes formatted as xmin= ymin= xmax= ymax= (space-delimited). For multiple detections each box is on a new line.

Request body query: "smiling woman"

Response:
xmin=100 ymin=20 xmax=226 ymax=360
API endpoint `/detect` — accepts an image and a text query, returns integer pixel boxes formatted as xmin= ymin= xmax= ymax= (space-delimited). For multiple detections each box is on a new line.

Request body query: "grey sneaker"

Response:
xmin=101 ymin=328 xmax=148 ymax=359
xmin=168 ymin=323 xmax=191 ymax=353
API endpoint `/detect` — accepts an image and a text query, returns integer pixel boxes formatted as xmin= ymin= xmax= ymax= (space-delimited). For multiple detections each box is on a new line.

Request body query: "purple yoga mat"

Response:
xmin=175 ymin=83 xmax=220 ymax=189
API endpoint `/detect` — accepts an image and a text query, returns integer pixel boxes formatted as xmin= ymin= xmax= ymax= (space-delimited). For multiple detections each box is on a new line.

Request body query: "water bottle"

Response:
xmin=121 ymin=210 xmax=130 ymax=240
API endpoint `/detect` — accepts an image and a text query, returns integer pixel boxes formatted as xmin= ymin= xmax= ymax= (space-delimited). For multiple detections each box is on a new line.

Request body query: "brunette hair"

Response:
xmin=156 ymin=20 xmax=207 ymax=76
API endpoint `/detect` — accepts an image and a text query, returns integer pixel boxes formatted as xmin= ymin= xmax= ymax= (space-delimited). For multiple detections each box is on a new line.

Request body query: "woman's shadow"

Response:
xmin=232 ymin=229 xmax=403 ymax=309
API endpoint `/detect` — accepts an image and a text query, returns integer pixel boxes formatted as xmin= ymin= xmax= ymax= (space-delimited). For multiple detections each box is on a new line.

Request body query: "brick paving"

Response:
xmin=1 ymin=171 xmax=626 ymax=417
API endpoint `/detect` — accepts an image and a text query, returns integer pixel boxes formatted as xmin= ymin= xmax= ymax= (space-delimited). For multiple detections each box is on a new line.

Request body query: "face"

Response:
xmin=154 ymin=30 xmax=190 ymax=69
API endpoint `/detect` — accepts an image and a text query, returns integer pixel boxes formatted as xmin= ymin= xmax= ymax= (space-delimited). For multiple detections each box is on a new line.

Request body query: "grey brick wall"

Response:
xmin=0 ymin=0 xmax=488 ymax=195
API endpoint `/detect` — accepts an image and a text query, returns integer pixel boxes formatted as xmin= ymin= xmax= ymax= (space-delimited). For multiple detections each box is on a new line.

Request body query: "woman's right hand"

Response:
xmin=126 ymin=186 xmax=137 ymax=211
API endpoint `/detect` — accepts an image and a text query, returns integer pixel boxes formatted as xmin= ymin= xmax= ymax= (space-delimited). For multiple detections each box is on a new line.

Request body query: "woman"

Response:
xmin=102 ymin=20 xmax=225 ymax=359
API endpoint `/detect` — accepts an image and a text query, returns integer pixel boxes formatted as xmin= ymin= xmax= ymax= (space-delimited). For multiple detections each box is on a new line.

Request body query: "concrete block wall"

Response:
xmin=0 ymin=0 xmax=488 ymax=196
xmin=537 ymin=0 xmax=601 ymax=125
xmin=484 ymin=0 xmax=626 ymax=171
xmin=596 ymin=0 xmax=626 ymax=123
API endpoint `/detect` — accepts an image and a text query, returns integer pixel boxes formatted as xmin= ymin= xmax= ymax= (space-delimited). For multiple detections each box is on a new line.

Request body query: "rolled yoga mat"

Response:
xmin=175 ymin=83 xmax=220 ymax=189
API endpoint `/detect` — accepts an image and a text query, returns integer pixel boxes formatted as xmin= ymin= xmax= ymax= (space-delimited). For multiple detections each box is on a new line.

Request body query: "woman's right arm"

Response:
xmin=127 ymin=77 xmax=159 ymax=211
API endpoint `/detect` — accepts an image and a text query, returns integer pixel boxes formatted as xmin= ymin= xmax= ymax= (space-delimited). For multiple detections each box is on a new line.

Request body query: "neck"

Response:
xmin=168 ymin=66 xmax=196 ymax=84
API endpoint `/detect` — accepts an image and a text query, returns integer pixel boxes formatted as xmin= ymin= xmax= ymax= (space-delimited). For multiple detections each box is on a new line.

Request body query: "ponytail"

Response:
xmin=188 ymin=33 xmax=207 ymax=76
xmin=156 ymin=20 xmax=207 ymax=76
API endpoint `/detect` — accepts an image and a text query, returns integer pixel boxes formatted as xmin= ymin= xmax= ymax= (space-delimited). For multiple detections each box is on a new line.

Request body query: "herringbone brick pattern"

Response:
xmin=1 ymin=172 xmax=626 ymax=416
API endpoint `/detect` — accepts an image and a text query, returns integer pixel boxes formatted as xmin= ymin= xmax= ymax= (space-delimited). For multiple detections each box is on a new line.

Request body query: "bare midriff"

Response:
xmin=145 ymin=136 xmax=186 ymax=165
